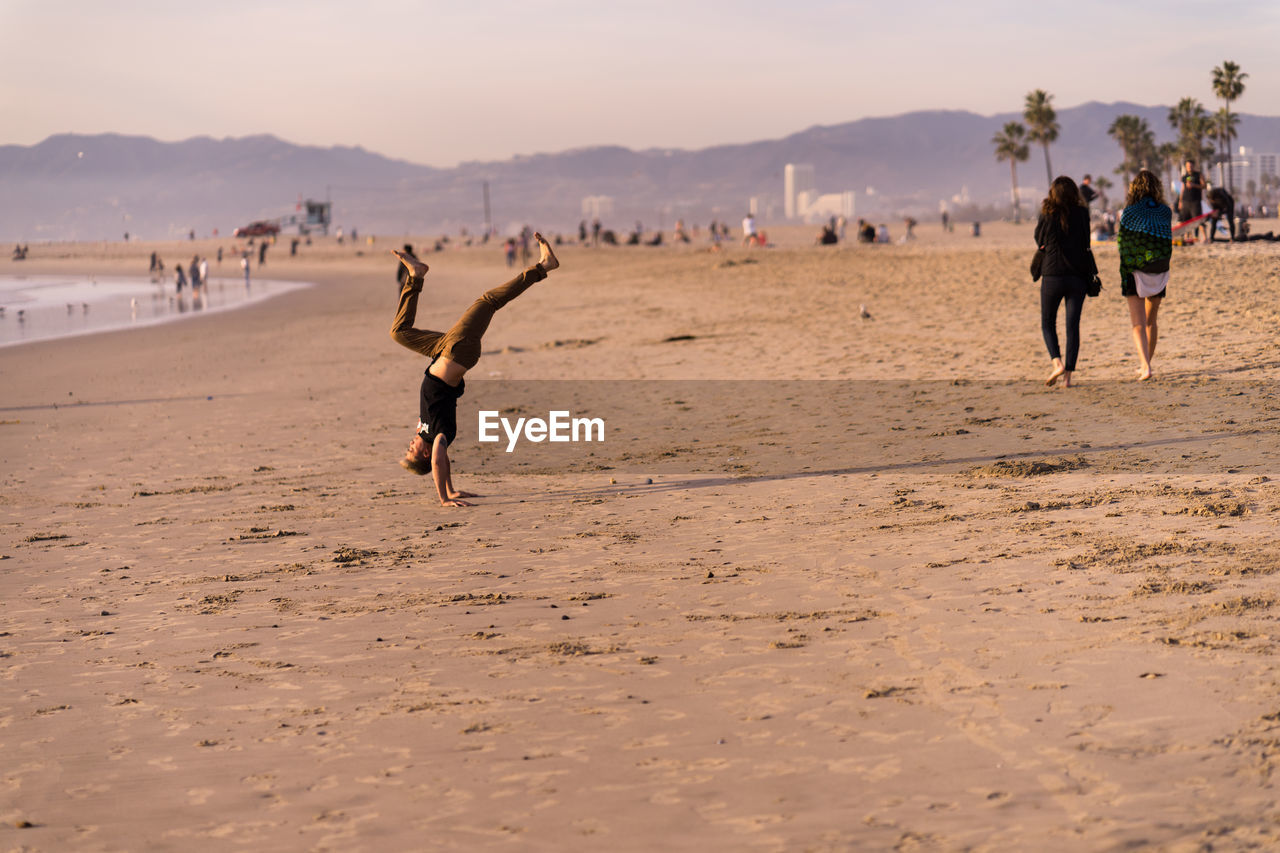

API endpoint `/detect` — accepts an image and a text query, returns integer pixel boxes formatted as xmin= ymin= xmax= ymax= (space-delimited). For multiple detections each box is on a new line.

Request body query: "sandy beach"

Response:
xmin=3 ymin=225 xmax=1279 ymax=850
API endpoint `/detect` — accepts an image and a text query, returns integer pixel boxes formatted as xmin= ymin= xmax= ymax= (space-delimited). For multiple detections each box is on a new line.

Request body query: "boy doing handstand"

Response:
xmin=390 ymin=234 xmax=559 ymax=506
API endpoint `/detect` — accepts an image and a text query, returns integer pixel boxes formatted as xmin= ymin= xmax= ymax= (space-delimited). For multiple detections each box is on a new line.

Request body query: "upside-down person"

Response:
xmin=389 ymin=234 xmax=559 ymax=506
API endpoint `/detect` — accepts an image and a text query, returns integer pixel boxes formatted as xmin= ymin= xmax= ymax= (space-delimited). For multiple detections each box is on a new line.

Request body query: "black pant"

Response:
xmin=1040 ymin=274 xmax=1086 ymax=371
xmin=1209 ymin=199 xmax=1236 ymax=241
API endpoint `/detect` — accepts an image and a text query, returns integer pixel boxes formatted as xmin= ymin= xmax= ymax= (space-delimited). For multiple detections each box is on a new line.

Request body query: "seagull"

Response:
xmin=859 ymin=304 xmax=873 ymax=320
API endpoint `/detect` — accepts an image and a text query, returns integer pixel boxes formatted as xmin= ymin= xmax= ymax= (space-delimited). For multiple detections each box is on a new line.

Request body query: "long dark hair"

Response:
xmin=1041 ymin=176 xmax=1083 ymax=231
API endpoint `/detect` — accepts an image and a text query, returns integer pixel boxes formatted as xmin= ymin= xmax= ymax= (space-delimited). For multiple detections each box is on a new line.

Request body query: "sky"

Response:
xmin=1 ymin=0 xmax=1277 ymax=167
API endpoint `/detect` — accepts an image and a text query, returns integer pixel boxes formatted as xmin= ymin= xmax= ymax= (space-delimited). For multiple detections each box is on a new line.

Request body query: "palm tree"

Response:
xmin=1213 ymin=107 xmax=1241 ymax=190
xmin=1024 ymin=89 xmax=1060 ymax=188
xmin=1168 ymin=97 xmax=1208 ymax=163
xmin=1137 ymin=127 xmax=1157 ymax=172
xmin=1093 ymin=175 xmax=1113 ymax=211
xmin=1108 ymin=114 xmax=1153 ymax=188
xmin=1191 ymin=113 xmax=1217 ymax=166
xmin=1211 ymin=61 xmax=1248 ymax=191
xmin=1157 ymin=141 xmax=1181 ymax=201
xmin=992 ymin=122 xmax=1030 ymax=223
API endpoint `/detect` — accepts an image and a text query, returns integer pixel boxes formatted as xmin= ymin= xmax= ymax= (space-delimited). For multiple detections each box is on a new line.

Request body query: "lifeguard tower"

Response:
xmin=279 ymin=199 xmax=332 ymax=236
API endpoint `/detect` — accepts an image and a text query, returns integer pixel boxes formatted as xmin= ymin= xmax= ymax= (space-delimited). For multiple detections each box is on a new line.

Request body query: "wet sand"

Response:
xmin=2 ymin=226 xmax=1279 ymax=850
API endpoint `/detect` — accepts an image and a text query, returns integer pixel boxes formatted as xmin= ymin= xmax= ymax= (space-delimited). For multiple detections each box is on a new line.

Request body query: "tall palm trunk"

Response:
xmin=1010 ymin=160 xmax=1021 ymax=224
xmin=1042 ymin=142 xmax=1053 ymax=188
xmin=1224 ymin=103 xmax=1234 ymax=195
xmin=1217 ymin=123 xmax=1227 ymax=188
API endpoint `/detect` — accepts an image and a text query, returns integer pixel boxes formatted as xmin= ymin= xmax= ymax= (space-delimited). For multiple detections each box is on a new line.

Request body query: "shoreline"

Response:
xmin=0 ymin=274 xmax=311 ymax=349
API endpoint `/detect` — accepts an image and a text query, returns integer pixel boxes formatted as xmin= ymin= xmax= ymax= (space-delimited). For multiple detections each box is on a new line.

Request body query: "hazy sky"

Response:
xmin=2 ymin=0 xmax=1277 ymax=167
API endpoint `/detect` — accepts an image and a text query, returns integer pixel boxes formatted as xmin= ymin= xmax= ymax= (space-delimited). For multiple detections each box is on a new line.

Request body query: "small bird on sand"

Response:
xmin=859 ymin=304 xmax=873 ymax=320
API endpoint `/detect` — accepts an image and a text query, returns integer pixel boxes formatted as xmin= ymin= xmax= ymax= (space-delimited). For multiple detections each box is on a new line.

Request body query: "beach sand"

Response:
xmin=3 ymin=225 xmax=1279 ymax=850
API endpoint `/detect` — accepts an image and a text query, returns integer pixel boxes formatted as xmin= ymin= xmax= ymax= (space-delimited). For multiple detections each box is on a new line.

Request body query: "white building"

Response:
xmin=784 ymin=163 xmax=816 ymax=219
xmin=785 ymin=164 xmax=856 ymax=222
xmin=1225 ymin=147 xmax=1279 ymax=192
xmin=801 ymin=191 xmax=857 ymax=221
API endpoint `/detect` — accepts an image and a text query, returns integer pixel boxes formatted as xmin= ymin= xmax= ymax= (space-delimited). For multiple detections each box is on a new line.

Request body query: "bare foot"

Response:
xmin=391 ymin=248 xmax=428 ymax=278
xmin=1045 ymin=361 xmax=1065 ymax=387
xmin=1136 ymin=367 xmax=1153 ymax=381
xmin=1061 ymin=371 xmax=1074 ymax=388
xmin=534 ymin=232 xmax=559 ymax=271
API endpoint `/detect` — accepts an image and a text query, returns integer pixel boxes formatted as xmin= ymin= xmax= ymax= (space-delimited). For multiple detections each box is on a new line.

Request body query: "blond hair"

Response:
xmin=400 ymin=455 xmax=431 ymax=475
xmin=1127 ymin=170 xmax=1166 ymax=207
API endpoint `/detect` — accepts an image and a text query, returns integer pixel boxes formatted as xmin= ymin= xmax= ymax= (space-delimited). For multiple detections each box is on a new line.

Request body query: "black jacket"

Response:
xmin=1034 ymin=206 xmax=1092 ymax=279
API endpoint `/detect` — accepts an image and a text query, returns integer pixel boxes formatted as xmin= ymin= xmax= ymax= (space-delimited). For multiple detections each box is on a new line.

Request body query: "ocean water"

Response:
xmin=0 ymin=274 xmax=309 ymax=348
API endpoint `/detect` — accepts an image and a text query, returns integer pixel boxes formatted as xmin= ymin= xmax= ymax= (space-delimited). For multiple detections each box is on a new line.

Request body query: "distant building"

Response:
xmin=784 ymin=164 xmax=816 ymax=219
xmin=785 ymin=163 xmax=855 ymax=222
xmin=581 ymin=195 xmax=614 ymax=220
xmin=1225 ymin=147 xmax=1279 ymax=193
xmin=802 ymin=191 xmax=856 ymax=221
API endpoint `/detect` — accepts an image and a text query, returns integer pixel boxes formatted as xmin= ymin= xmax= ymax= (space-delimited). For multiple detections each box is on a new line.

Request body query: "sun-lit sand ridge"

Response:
xmin=2 ymin=225 xmax=1279 ymax=850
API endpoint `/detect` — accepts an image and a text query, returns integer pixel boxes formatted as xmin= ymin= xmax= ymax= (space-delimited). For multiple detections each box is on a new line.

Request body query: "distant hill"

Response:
xmin=0 ymin=133 xmax=436 ymax=242
xmin=4 ymin=102 xmax=1279 ymax=241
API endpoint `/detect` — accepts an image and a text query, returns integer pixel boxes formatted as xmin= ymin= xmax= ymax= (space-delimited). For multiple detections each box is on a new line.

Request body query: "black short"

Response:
xmin=1178 ymin=203 xmax=1200 ymax=223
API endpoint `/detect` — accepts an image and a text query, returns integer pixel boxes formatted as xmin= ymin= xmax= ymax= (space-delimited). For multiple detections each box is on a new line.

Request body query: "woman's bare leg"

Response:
xmin=1146 ymin=296 xmax=1162 ymax=360
xmin=1127 ymin=295 xmax=1152 ymax=380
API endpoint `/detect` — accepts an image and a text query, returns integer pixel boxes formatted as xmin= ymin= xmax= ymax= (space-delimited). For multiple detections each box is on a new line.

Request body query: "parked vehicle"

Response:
xmin=233 ymin=220 xmax=280 ymax=237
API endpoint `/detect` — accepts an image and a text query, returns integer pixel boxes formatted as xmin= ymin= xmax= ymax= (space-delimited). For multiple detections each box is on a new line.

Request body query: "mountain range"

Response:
xmin=4 ymin=101 xmax=1279 ymax=242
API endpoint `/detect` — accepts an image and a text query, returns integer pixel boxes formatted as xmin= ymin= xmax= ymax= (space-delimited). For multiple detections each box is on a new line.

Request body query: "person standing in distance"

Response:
xmin=1178 ymin=160 xmax=1204 ymax=236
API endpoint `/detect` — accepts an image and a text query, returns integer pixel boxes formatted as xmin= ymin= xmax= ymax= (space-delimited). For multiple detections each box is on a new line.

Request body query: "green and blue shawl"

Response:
xmin=1117 ymin=198 xmax=1172 ymax=290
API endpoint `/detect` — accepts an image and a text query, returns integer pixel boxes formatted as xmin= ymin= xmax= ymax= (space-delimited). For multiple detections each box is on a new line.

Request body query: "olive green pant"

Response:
xmin=389 ymin=264 xmax=546 ymax=368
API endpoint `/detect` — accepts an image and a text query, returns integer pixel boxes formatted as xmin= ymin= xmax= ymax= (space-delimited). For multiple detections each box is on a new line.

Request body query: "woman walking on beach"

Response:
xmin=1034 ymin=176 xmax=1092 ymax=387
xmin=390 ymin=234 xmax=559 ymax=507
xmin=1117 ymin=170 xmax=1172 ymax=381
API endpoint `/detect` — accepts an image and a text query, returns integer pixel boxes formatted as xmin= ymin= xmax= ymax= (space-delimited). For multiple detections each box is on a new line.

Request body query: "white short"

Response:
xmin=1134 ymin=271 xmax=1169 ymax=299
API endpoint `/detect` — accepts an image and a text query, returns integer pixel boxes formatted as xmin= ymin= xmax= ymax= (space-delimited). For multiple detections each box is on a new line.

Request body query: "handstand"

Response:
xmin=390 ymin=233 xmax=559 ymax=506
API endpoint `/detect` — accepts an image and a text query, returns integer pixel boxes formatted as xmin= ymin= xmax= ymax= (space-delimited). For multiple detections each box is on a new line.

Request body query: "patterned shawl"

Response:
xmin=1118 ymin=198 xmax=1172 ymax=289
